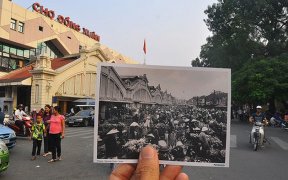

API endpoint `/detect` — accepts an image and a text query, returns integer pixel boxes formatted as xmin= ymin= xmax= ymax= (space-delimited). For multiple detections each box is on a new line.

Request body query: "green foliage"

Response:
xmin=192 ymin=0 xmax=288 ymax=106
xmin=232 ymin=54 xmax=288 ymax=104
xmin=192 ymin=0 xmax=288 ymax=72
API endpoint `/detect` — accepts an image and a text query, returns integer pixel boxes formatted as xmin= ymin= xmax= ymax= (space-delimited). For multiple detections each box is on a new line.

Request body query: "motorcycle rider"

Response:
xmin=249 ymin=106 xmax=267 ymax=124
xmin=14 ymin=104 xmax=28 ymax=133
xmin=249 ymin=106 xmax=267 ymax=144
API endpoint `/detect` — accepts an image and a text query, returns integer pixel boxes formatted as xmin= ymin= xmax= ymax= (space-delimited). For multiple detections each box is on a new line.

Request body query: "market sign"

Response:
xmin=32 ymin=2 xmax=100 ymax=42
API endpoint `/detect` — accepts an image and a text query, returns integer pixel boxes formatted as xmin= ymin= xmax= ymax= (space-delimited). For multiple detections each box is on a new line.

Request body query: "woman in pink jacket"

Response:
xmin=47 ymin=106 xmax=65 ymax=163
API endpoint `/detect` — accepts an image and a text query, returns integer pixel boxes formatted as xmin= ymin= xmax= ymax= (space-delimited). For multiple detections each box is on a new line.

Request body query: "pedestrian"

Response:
xmin=164 ymin=130 xmax=169 ymax=144
xmin=0 ymin=107 xmax=4 ymax=125
xmin=31 ymin=115 xmax=46 ymax=160
xmin=31 ymin=109 xmax=37 ymax=124
xmin=168 ymin=130 xmax=176 ymax=148
xmin=103 ymin=129 xmax=119 ymax=170
xmin=42 ymin=104 xmax=52 ymax=157
xmin=47 ymin=106 xmax=65 ymax=163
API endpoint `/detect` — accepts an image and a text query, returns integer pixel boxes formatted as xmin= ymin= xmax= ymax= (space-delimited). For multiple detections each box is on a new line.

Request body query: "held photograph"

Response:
xmin=94 ymin=63 xmax=231 ymax=167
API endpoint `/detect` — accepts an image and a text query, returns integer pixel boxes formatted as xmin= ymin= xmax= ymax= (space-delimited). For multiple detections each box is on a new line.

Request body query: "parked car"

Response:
xmin=0 ymin=124 xmax=16 ymax=149
xmin=66 ymin=110 xmax=94 ymax=127
xmin=0 ymin=140 xmax=9 ymax=173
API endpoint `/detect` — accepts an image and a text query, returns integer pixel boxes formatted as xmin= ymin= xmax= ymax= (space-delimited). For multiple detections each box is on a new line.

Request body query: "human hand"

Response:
xmin=110 ymin=146 xmax=189 ymax=180
xmin=61 ymin=134 xmax=64 ymax=139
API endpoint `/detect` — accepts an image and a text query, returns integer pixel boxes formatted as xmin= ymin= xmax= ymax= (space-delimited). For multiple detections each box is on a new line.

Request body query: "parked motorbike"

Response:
xmin=4 ymin=115 xmax=32 ymax=137
xmin=249 ymin=121 xmax=265 ymax=151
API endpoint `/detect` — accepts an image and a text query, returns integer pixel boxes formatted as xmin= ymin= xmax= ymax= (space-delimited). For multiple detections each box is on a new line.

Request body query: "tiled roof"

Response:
xmin=51 ymin=58 xmax=75 ymax=70
xmin=0 ymin=65 xmax=33 ymax=83
xmin=0 ymin=57 xmax=75 ymax=83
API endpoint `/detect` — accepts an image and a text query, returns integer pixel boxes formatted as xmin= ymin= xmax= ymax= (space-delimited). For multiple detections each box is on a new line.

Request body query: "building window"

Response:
xmin=10 ymin=47 xmax=16 ymax=55
xmin=0 ymin=87 xmax=5 ymax=97
xmin=18 ymin=22 xmax=24 ymax=33
xmin=39 ymin=26 xmax=43 ymax=31
xmin=10 ymin=19 xmax=17 ymax=30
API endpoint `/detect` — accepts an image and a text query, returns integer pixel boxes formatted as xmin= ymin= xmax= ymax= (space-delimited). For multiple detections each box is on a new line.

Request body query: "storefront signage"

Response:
xmin=32 ymin=2 xmax=100 ymax=41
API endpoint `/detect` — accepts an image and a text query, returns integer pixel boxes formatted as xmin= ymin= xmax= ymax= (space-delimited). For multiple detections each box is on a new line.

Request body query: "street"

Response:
xmin=1 ymin=120 xmax=287 ymax=180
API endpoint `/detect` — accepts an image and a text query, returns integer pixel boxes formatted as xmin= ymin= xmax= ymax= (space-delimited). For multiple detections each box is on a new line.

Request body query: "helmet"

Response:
xmin=256 ymin=105 xmax=262 ymax=109
xmin=18 ymin=104 xmax=24 ymax=108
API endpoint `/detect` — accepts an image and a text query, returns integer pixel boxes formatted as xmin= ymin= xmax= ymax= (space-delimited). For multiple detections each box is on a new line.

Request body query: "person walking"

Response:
xmin=47 ymin=106 xmax=65 ymax=163
xmin=42 ymin=104 xmax=52 ymax=157
xmin=31 ymin=115 xmax=46 ymax=160
xmin=0 ymin=107 xmax=5 ymax=125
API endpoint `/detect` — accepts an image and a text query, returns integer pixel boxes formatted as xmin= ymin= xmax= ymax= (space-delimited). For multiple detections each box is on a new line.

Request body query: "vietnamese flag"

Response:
xmin=143 ymin=39 xmax=147 ymax=54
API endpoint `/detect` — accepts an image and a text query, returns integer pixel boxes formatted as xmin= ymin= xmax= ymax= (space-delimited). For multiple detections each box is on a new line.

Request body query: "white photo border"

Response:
xmin=93 ymin=63 xmax=231 ymax=167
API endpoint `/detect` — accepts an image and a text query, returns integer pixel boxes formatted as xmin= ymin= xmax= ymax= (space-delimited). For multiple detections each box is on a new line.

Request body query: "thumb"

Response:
xmin=135 ymin=146 xmax=159 ymax=180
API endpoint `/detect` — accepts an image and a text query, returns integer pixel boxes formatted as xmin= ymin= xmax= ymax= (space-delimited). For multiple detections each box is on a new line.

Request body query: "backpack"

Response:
xmin=32 ymin=124 xmax=44 ymax=140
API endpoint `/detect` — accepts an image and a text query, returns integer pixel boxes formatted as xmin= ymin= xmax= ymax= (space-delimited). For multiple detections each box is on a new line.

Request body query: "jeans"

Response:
xmin=50 ymin=133 xmax=61 ymax=160
xmin=32 ymin=139 xmax=42 ymax=156
xmin=43 ymin=135 xmax=50 ymax=153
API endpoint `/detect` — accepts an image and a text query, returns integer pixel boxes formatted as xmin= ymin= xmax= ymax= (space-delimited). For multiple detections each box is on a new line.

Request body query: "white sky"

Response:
xmin=13 ymin=0 xmax=217 ymax=67
xmin=113 ymin=65 xmax=230 ymax=100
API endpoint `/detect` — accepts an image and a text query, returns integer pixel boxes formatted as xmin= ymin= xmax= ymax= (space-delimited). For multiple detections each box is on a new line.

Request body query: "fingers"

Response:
xmin=134 ymin=146 xmax=159 ymax=180
xmin=175 ymin=173 xmax=189 ymax=180
xmin=160 ymin=165 xmax=182 ymax=180
xmin=110 ymin=164 xmax=136 ymax=180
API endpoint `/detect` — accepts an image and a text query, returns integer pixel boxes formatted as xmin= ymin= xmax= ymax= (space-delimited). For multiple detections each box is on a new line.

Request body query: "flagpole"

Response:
xmin=143 ymin=39 xmax=147 ymax=65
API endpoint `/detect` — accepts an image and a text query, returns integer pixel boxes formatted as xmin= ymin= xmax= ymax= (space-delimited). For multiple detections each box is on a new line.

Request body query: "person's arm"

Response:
xmin=61 ymin=116 xmax=65 ymax=139
xmin=30 ymin=125 xmax=34 ymax=140
xmin=15 ymin=110 xmax=21 ymax=120
xmin=22 ymin=110 xmax=28 ymax=117
xmin=249 ymin=114 xmax=254 ymax=123
xmin=43 ymin=124 xmax=47 ymax=137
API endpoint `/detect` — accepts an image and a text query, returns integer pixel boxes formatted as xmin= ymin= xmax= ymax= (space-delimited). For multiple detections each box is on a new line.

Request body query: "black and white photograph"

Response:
xmin=94 ymin=63 xmax=231 ymax=167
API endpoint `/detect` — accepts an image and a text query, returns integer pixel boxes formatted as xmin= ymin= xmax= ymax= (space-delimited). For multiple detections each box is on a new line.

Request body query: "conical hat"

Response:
xmin=176 ymin=141 xmax=184 ymax=146
xmin=184 ymin=118 xmax=190 ymax=122
xmin=193 ymin=127 xmax=201 ymax=131
xmin=146 ymin=134 xmax=155 ymax=138
xmin=201 ymin=127 xmax=209 ymax=132
xmin=107 ymin=129 xmax=119 ymax=135
xmin=158 ymin=140 xmax=169 ymax=151
xmin=130 ymin=122 xmax=140 ymax=127
xmin=173 ymin=120 xmax=179 ymax=124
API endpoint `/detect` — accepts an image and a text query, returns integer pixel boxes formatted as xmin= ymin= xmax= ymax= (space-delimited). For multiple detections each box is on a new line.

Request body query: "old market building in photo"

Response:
xmin=0 ymin=0 xmax=137 ymax=114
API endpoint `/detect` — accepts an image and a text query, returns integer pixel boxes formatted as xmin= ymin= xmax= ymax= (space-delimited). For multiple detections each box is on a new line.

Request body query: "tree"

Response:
xmin=192 ymin=0 xmax=288 ymax=72
xmin=232 ymin=53 xmax=288 ymax=112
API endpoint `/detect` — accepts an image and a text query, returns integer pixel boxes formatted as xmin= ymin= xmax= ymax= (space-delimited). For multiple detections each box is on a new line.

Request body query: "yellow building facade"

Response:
xmin=0 ymin=0 xmax=137 ymax=114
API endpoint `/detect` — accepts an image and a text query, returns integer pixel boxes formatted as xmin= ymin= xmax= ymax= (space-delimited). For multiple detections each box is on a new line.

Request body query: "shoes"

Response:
xmin=48 ymin=159 xmax=56 ymax=163
xmin=31 ymin=156 xmax=36 ymax=160
xmin=57 ymin=156 xmax=62 ymax=161
xmin=43 ymin=152 xmax=52 ymax=157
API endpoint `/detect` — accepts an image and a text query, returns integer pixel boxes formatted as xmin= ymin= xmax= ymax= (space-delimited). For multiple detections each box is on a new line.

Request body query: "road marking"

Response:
xmin=270 ymin=137 xmax=288 ymax=150
xmin=81 ymin=135 xmax=94 ymax=139
xmin=230 ymin=135 xmax=237 ymax=148
xmin=65 ymin=129 xmax=94 ymax=135
xmin=65 ymin=131 xmax=94 ymax=138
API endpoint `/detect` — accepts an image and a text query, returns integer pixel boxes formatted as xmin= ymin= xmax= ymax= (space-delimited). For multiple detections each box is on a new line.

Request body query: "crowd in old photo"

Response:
xmin=97 ymin=104 xmax=227 ymax=163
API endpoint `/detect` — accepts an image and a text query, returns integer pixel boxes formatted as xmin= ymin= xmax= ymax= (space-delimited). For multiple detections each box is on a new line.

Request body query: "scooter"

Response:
xmin=249 ymin=121 xmax=265 ymax=151
xmin=4 ymin=115 xmax=32 ymax=137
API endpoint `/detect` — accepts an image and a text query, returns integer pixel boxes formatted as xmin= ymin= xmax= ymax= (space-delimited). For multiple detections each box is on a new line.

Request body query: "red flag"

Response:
xmin=143 ymin=39 xmax=147 ymax=54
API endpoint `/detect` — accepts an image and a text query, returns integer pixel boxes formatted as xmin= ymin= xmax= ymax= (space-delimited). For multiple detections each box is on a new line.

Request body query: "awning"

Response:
xmin=0 ymin=77 xmax=31 ymax=86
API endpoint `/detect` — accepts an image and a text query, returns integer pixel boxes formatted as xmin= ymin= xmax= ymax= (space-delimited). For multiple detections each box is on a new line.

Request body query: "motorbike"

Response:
xmin=4 ymin=114 xmax=32 ymax=137
xmin=249 ymin=121 xmax=265 ymax=151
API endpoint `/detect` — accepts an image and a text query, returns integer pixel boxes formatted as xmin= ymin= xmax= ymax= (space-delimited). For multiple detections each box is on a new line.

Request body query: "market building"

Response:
xmin=0 ymin=0 xmax=137 ymax=114
xmin=99 ymin=66 xmax=175 ymax=117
